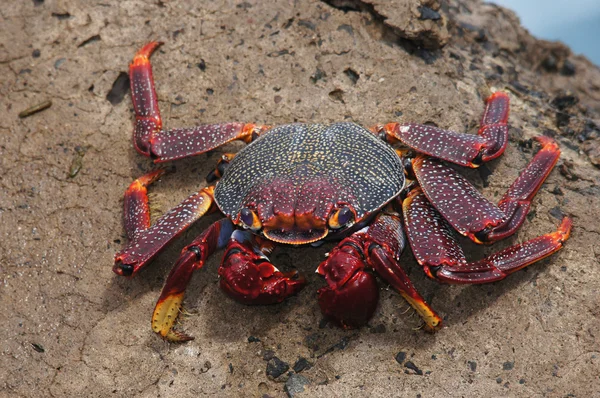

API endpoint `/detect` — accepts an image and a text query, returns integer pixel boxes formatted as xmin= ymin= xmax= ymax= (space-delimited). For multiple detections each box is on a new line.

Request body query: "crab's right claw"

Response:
xmin=218 ymin=230 xmax=306 ymax=305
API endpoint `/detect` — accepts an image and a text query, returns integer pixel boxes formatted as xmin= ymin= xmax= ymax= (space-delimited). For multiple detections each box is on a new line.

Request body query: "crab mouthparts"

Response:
xmin=263 ymin=227 xmax=328 ymax=245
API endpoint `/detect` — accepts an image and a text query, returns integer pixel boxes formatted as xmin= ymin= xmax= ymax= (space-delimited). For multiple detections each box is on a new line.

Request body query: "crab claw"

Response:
xmin=317 ymin=245 xmax=379 ymax=328
xmin=318 ymin=213 xmax=443 ymax=332
xmin=218 ymin=231 xmax=306 ymax=304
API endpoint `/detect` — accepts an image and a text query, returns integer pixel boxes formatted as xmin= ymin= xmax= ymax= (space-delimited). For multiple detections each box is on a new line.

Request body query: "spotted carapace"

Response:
xmin=114 ymin=42 xmax=572 ymax=342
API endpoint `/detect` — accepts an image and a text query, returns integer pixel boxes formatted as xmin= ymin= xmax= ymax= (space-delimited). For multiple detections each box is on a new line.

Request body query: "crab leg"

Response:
xmin=114 ymin=186 xmax=215 ymax=276
xmin=380 ymin=92 xmax=509 ymax=167
xmin=412 ymin=136 xmax=561 ymax=243
xmin=402 ymin=187 xmax=572 ymax=283
xmin=218 ymin=230 xmax=306 ymax=305
xmin=122 ymin=169 xmax=166 ymax=240
xmin=153 ymin=218 xmax=235 ymax=342
xmin=129 ymin=42 xmax=268 ymax=162
xmin=317 ymin=212 xmax=442 ymax=331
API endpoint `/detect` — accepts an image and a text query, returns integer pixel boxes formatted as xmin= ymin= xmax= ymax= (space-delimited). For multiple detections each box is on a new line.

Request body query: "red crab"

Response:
xmin=114 ymin=42 xmax=572 ymax=342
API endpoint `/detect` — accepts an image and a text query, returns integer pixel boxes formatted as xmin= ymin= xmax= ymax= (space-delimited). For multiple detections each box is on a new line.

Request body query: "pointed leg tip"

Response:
xmin=557 ymin=216 xmax=573 ymax=241
xmin=132 ymin=41 xmax=164 ymax=66
xmin=152 ymin=292 xmax=186 ymax=342
xmin=487 ymin=91 xmax=509 ymax=102
xmin=534 ymin=135 xmax=560 ymax=153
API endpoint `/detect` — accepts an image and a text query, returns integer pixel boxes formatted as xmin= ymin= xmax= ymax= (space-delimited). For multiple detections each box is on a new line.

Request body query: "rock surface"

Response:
xmin=1 ymin=0 xmax=599 ymax=397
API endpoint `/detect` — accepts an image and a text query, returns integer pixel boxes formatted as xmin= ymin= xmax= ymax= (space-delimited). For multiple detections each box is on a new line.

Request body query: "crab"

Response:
xmin=113 ymin=42 xmax=572 ymax=342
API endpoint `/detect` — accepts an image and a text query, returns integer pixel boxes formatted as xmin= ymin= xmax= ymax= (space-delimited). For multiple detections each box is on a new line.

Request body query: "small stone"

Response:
xmin=32 ymin=49 xmax=41 ymax=58
xmin=248 ymin=336 xmax=260 ymax=343
xmin=404 ymin=361 xmax=423 ymax=375
xmin=560 ymin=60 xmax=576 ymax=76
xmin=468 ymin=361 xmax=477 ymax=372
xmin=395 ymin=351 xmax=407 ymax=364
xmin=503 ymin=361 xmax=514 ymax=371
xmin=284 ymin=374 xmax=310 ymax=397
xmin=551 ymin=93 xmax=578 ymax=110
xmin=266 ymin=357 xmax=289 ymax=379
xmin=418 ymin=6 xmax=441 ymax=20
xmin=549 ymin=206 xmax=565 ymax=220
xmin=496 ymin=377 xmax=503 ymax=384
xmin=263 ymin=350 xmax=275 ymax=361
xmin=293 ymin=357 xmax=311 ymax=373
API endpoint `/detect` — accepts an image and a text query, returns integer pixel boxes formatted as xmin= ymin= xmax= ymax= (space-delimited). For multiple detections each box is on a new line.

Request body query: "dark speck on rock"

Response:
xmin=298 ymin=19 xmax=316 ymax=30
xmin=404 ymin=361 xmax=423 ymax=375
xmin=263 ymin=350 xmax=275 ymax=361
xmin=310 ymin=68 xmax=326 ymax=84
xmin=248 ymin=336 xmax=260 ymax=343
xmin=293 ymin=357 xmax=311 ymax=373
xmin=266 ymin=357 xmax=289 ymax=379
xmin=510 ymin=80 xmax=529 ymax=94
xmin=32 ymin=49 xmax=41 ymax=58
xmin=285 ymin=374 xmax=310 ymax=397
xmin=468 ymin=361 xmax=477 ymax=372
xmin=395 ymin=352 xmax=407 ymax=365
xmin=549 ymin=206 xmax=564 ymax=220
xmin=551 ymin=93 xmax=578 ymax=110
xmin=54 ymin=58 xmax=66 ymax=69
xmin=304 ymin=333 xmax=320 ymax=351
xmin=370 ymin=324 xmax=386 ymax=334
xmin=519 ymin=378 xmax=526 ymax=384
xmin=337 ymin=24 xmax=354 ymax=36
xmin=503 ymin=361 xmax=514 ymax=371
xmin=418 ymin=6 xmax=441 ymax=20
xmin=197 ymin=59 xmax=206 ymax=71
xmin=317 ymin=336 xmax=351 ymax=358
xmin=560 ymin=60 xmax=576 ymax=76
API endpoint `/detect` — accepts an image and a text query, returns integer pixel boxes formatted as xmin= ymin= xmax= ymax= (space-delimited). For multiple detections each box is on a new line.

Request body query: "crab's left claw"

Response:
xmin=317 ymin=212 xmax=443 ymax=331
xmin=219 ymin=230 xmax=306 ymax=305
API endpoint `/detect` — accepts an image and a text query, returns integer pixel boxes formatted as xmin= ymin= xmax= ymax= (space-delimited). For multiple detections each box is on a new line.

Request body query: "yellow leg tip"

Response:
xmin=152 ymin=293 xmax=193 ymax=342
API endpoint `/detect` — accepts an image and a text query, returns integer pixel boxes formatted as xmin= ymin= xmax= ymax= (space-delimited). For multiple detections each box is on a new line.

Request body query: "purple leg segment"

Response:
xmin=380 ymin=92 xmax=510 ymax=167
xmin=123 ymin=169 xmax=166 ymax=240
xmin=128 ymin=42 xmax=268 ymax=162
xmin=413 ymin=136 xmax=561 ymax=243
xmin=114 ymin=186 xmax=215 ymax=276
xmin=403 ymin=188 xmax=572 ymax=284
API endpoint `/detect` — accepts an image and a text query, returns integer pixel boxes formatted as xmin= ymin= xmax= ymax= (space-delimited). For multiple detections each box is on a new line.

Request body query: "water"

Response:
xmin=491 ymin=0 xmax=600 ymax=66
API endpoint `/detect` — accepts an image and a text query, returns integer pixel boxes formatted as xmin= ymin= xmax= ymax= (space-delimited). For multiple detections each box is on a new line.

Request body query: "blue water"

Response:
xmin=491 ymin=0 xmax=600 ymax=66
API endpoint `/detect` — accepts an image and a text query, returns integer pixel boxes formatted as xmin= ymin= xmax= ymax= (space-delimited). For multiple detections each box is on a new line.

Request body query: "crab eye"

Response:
xmin=240 ymin=208 xmax=262 ymax=231
xmin=328 ymin=206 xmax=354 ymax=229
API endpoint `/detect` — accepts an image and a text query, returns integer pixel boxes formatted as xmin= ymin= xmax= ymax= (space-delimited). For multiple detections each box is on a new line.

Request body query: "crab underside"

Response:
xmin=114 ymin=42 xmax=572 ymax=342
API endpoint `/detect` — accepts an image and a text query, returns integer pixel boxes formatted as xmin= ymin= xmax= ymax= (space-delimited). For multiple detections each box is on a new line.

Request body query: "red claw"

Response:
xmin=219 ymin=232 xmax=306 ymax=304
xmin=317 ymin=246 xmax=379 ymax=328
xmin=317 ymin=213 xmax=443 ymax=331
